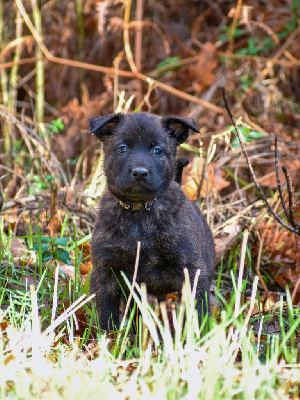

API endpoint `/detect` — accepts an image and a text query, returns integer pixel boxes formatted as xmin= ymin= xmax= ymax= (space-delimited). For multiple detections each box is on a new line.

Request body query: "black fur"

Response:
xmin=89 ymin=112 xmax=215 ymax=331
xmin=175 ymin=158 xmax=189 ymax=185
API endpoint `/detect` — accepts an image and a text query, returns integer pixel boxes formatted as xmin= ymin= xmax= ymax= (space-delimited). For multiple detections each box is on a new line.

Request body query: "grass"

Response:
xmin=0 ymin=1 xmax=299 ymax=397
xmin=1 ymin=217 xmax=300 ymax=399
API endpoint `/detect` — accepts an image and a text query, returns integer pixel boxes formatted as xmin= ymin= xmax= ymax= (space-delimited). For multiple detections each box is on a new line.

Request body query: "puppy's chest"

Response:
xmin=116 ymin=214 xmax=172 ymax=250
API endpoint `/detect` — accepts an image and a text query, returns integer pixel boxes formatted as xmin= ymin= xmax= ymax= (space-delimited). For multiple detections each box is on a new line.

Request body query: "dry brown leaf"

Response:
xmin=78 ymin=242 xmax=91 ymax=258
xmin=182 ymin=160 xmax=230 ymax=200
xmin=256 ymin=222 xmax=300 ymax=303
xmin=188 ymin=43 xmax=218 ymax=93
xmin=9 ymin=238 xmax=26 ymax=260
xmin=260 ymin=159 xmax=300 ymax=188
xmin=214 ymin=222 xmax=240 ymax=264
xmin=257 ymin=222 xmax=300 ymax=265
xmin=80 ymin=261 xmax=92 ymax=275
xmin=60 ymin=264 xmax=88 ymax=285
xmin=60 ymin=264 xmax=75 ymax=281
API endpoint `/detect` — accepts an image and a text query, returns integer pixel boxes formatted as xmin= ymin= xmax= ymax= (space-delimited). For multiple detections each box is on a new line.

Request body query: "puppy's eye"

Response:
xmin=117 ymin=144 xmax=127 ymax=154
xmin=153 ymin=146 xmax=163 ymax=156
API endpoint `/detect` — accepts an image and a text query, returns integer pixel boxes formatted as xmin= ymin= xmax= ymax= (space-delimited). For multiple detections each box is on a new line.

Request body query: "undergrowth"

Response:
xmin=0 ymin=0 xmax=300 ymax=398
xmin=1 ymin=218 xmax=300 ymax=399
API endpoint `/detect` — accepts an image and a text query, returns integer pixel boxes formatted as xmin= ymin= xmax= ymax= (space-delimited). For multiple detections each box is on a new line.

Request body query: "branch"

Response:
xmin=221 ymin=87 xmax=299 ymax=236
xmin=0 ymin=189 xmax=3 ymax=212
xmin=274 ymin=136 xmax=289 ymax=218
xmin=11 ymin=0 xmax=226 ymax=115
xmin=282 ymin=166 xmax=299 ymax=230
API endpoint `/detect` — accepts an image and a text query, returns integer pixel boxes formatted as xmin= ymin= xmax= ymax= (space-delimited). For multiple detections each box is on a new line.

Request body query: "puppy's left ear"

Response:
xmin=89 ymin=113 xmax=123 ymax=140
xmin=161 ymin=116 xmax=199 ymax=145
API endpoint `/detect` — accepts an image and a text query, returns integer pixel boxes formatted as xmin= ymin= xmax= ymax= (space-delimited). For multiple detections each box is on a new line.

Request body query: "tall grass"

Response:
xmin=1 ymin=220 xmax=299 ymax=399
xmin=31 ymin=0 xmax=44 ymax=124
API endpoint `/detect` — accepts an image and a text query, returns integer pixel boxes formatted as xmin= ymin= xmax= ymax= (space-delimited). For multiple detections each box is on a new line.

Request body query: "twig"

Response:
xmin=271 ymin=26 xmax=300 ymax=64
xmin=221 ymin=87 xmax=299 ymax=236
xmin=0 ymin=56 xmax=225 ymax=115
xmin=281 ymin=166 xmax=297 ymax=229
xmin=10 ymin=0 xmax=226 ymax=115
xmin=0 ymin=189 xmax=3 ymax=212
xmin=217 ymin=51 xmax=299 ymax=67
xmin=275 ymin=136 xmax=289 ymax=219
xmin=0 ymin=105 xmax=69 ymax=186
xmin=228 ymin=0 xmax=243 ymax=57
xmin=0 ymin=59 xmax=225 ymax=116
xmin=261 ymin=26 xmax=300 ymax=78
xmin=0 ymin=55 xmax=134 ymax=77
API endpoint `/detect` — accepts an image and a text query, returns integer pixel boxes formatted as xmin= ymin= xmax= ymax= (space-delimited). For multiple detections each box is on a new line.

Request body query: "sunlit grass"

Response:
xmin=1 ymin=222 xmax=300 ymax=399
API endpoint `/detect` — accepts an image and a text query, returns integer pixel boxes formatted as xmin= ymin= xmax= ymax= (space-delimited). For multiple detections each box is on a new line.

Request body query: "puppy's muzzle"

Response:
xmin=132 ymin=167 xmax=149 ymax=180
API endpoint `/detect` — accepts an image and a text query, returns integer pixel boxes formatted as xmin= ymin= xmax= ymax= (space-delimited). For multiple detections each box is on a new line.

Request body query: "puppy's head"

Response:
xmin=89 ymin=113 xmax=198 ymax=202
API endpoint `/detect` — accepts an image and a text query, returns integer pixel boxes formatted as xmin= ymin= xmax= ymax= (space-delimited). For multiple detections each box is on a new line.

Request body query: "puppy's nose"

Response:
xmin=132 ymin=167 xmax=149 ymax=179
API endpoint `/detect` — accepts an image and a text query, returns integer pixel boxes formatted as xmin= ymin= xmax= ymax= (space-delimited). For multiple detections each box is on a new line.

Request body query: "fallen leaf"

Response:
xmin=80 ymin=261 xmax=92 ymax=275
xmin=10 ymin=238 xmax=26 ymax=260
xmin=260 ymin=159 xmax=300 ymax=188
xmin=214 ymin=222 xmax=240 ymax=264
xmin=182 ymin=159 xmax=230 ymax=200
xmin=60 ymin=264 xmax=75 ymax=281
xmin=188 ymin=43 xmax=218 ymax=92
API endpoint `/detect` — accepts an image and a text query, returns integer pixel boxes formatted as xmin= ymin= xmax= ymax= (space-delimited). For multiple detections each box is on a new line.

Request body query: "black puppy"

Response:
xmin=89 ymin=112 xmax=215 ymax=331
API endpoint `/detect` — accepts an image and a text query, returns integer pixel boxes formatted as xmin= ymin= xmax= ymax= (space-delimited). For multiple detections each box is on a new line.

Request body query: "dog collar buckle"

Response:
xmin=117 ymin=198 xmax=157 ymax=211
xmin=144 ymin=199 xmax=156 ymax=211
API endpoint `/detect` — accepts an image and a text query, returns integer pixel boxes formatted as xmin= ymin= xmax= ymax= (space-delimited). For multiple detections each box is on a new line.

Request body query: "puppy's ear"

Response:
xmin=89 ymin=113 xmax=124 ymax=140
xmin=161 ymin=116 xmax=199 ymax=144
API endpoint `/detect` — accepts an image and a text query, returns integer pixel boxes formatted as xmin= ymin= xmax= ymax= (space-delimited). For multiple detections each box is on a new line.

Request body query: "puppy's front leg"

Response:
xmin=90 ymin=267 xmax=121 ymax=331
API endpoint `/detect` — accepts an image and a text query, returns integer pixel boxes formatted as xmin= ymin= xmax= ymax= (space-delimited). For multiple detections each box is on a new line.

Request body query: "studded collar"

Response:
xmin=116 ymin=197 xmax=157 ymax=211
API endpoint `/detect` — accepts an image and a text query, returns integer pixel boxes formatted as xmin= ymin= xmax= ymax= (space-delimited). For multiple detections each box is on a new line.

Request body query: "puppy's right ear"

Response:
xmin=161 ymin=116 xmax=199 ymax=145
xmin=89 ymin=113 xmax=123 ymax=140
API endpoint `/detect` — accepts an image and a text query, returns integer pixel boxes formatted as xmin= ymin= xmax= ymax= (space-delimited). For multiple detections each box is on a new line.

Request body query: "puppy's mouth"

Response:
xmin=110 ymin=183 xmax=158 ymax=202
xmin=123 ymin=184 xmax=156 ymax=200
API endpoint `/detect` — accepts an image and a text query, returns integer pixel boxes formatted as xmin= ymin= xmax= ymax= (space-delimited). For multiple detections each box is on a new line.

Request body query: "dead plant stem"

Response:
xmin=228 ymin=0 xmax=243 ymax=56
xmin=234 ymin=229 xmax=249 ymax=317
xmin=222 ymin=88 xmax=299 ymax=235
xmin=134 ymin=0 xmax=144 ymax=107
xmin=123 ymin=0 xmax=137 ymax=72
xmin=275 ymin=137 xmax=289 ymax=219
xmin=31 ymin=0 xmax=44 ymax=123
xmin=12 ymin=0 xmax=226 ymax=115
xmin=119 ymin=241 xmax=141 ymax=332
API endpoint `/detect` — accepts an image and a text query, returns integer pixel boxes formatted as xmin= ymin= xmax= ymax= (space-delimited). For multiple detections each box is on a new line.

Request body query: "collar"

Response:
xmin=116 ymin=197 xmax=157 ymax=211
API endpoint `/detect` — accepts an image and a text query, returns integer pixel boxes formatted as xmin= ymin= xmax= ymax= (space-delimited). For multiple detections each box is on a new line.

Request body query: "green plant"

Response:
xmin=47 ymin=118 xmax=65 ymax=134
xmin=27 ymin=174 xmax=55 ymax=193
xmin=32 ymin=235 xmax=72 ymax=265
xmin=219 ymin=25 xmax=246 ymax=41
xmin=231 ymin=126 xmax=265 ymax=148
xmin=239 ymin=74 xmax=253 ymax=91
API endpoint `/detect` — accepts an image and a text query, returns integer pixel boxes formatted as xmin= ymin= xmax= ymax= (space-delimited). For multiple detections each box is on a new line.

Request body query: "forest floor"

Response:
xmin=0 ymin=0 xmax=300 ymax=398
